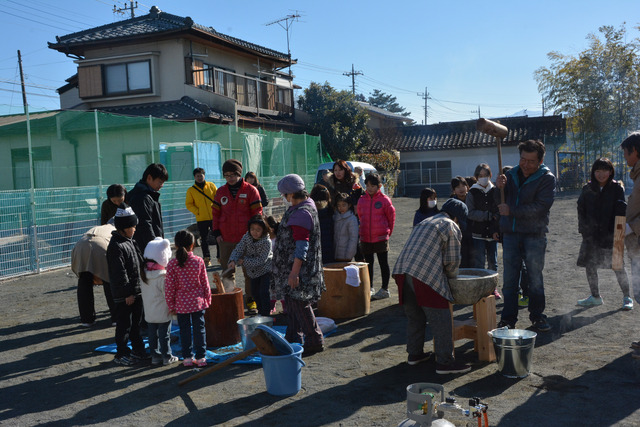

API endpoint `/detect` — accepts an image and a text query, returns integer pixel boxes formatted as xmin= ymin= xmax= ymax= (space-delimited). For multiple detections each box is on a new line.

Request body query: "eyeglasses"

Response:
xmin=223 ymin=173 xmax=236 ymax=178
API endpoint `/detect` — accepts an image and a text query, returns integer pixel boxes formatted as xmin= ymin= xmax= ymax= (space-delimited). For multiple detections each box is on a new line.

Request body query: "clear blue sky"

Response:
xmin=0 ymin=0 xmax=636 ymax=123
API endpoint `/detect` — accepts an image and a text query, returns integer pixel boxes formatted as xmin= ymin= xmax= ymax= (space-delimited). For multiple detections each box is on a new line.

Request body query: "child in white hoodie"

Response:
xmin=141 ymin=237 xmax=179 ymax=366
xmin=333 ymin=192 xmax=359 ymax=262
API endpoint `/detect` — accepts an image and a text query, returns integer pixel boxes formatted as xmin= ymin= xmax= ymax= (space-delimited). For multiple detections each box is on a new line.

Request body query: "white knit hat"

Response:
xmin=143 ymin=237 xmax=172 ymax=267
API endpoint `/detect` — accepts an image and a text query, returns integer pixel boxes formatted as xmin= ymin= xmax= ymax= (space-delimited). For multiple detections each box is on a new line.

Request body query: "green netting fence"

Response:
xmin=0 ymin=110 xmax=331 ymax=280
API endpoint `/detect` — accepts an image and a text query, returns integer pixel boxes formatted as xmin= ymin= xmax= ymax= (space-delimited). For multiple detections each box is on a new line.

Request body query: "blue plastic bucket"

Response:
xmin=260 ymin=343 xmax=306 ymax=396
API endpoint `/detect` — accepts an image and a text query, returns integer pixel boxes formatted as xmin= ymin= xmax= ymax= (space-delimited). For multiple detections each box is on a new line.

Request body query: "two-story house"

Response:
xmin=48 ymin=6 xmax=299 ymax=131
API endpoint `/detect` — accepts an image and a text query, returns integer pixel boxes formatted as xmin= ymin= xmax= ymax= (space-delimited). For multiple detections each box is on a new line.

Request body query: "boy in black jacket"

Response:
xmin=107 ymin=204 xmax=148 ymax=366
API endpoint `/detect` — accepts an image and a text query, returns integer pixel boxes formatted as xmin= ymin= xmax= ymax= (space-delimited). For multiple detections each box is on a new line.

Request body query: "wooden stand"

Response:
xmin=449 ymin=295 xmax=496 ymax=362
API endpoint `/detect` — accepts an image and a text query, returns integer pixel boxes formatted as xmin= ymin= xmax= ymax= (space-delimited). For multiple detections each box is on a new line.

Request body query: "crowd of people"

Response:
xmin=70 ymin=133 xmax=640 ymax=374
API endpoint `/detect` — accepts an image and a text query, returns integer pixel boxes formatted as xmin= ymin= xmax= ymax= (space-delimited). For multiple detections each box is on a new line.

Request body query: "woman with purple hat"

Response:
xmin=271 ymin=174 xmax=325 ymax=356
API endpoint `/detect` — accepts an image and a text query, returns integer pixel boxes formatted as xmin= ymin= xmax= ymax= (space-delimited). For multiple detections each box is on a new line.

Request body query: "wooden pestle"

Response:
xmin=212 ymin=272 xmax=225 ymax=294
xmin=178 ymin=328 xmax=280 ymax=386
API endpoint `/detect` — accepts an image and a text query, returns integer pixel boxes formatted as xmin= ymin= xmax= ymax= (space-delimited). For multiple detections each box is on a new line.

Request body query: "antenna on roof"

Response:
xmin=265 ymin=12 xmax=302 ymax=77
xmin=113 ymin=1 xmax=138 ymax=19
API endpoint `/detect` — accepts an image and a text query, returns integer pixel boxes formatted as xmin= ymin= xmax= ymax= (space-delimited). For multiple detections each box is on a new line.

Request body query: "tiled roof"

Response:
xmin=357 ymin=101 xmax=413 ymax=123
xmin=369 ymin=115 xmax=566 ymax=152
xmin=98 ymin=96 xmax=233 ymax=121
xmin=48 ymin=6 xmax=290 ymax=62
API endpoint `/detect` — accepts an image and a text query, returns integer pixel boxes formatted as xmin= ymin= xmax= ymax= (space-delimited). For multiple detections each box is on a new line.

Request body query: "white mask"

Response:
xmin=281 ymin=195 xmax=291 ymax=208
xmin=428 ymin=200 xmax=437 ymax=208
xmin=478 ymin=177 xmax=490 ymax=186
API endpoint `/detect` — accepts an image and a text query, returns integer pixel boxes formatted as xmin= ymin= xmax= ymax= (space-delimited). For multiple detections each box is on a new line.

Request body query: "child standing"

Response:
xmin=107 ymin=204 xmax=147 ymax=366
xmin=577 ymin=158 xmax=632 ymax=310
xmin=413 ymin=187 xmax=439 ymax=226
xmin=333 ymin=192 xmax=359 ymax=262
xmin=357 ymin=173 xmax=396 ymax=300
xmin=266 ymin=216 xmax=286 ymax=316
xmin=228 ymin=215 xmax=273 ymax=317
xmin=165 ymin=230 xmax=212 ymax=367
xmin=141 ymin=237 xmax=179 ymax=366
xmin=451 ymin=176 xmax=473 ymax=268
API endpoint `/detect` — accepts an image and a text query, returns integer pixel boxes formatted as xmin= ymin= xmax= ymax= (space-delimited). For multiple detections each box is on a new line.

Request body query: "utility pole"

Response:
xmin=114 ymin=1 xmax=138 ymax=19
xmin=343 ymin=64 xmax=362 ymax=96
xmin=265 ymin=13 xmax=301 ymax=77
xmin=471 ymin=105 xmax=481 ymax=119
xmin=17 ymin=50 xmax=28 ymax=114
xmin=417 ymin=87 xmax=429 ymax=125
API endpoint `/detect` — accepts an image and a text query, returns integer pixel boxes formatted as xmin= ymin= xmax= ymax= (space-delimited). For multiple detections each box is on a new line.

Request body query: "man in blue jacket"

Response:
xmin=496 ymin=140 xmax=556 ymax=332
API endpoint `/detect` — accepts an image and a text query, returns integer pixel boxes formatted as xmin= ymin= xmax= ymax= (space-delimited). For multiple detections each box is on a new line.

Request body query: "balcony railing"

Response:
xmin=191 ymin=66 xmax=293 ymax=116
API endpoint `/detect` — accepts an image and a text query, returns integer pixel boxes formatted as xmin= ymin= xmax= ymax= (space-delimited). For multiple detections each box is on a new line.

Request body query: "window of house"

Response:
xmin=12 ymin=147 xmax=53 ymax=189
xmin=401 ymin=160 xmax=451 ymax=185
xmin=104 ymin=60 xmax=151 ymax=95
xmin=124 ymin=153 xmax=150 ymax=184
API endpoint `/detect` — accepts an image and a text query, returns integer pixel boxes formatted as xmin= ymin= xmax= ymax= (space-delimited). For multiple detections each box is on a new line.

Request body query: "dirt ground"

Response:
xmin=1 ymin=193 xmax=640 ymax=426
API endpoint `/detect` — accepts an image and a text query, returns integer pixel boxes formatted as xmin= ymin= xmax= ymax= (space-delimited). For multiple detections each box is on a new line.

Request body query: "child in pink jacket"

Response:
xmin=357 ymin=173 xmax=396 ymax=300
xmin=165 ymin=230 xmax=211 ymax=368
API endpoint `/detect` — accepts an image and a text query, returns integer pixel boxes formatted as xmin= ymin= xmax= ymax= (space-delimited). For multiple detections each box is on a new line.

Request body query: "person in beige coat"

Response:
xmin=71 ymin=224 xmax=116 ymax=327
xmin=620 ymin=132 xmax=640 ymax=358
xmin=185 ymin=167 xmax=218 ymax=266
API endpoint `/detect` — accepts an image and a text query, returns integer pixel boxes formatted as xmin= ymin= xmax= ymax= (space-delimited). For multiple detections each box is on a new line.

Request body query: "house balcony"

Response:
xmin=191 ymin=67 xmax=294 ymax=117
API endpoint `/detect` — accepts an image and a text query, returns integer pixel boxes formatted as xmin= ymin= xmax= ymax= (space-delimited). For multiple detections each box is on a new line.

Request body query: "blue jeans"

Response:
xmin=501 ymin=233 xmax=547 ymax=325
xmin=471 ymin=238 xmax=498 ymax=271
xmin=177 ymin=311 xmax=206 ymax=360
xmin=147 ymin=321 xmax=172 ymax=358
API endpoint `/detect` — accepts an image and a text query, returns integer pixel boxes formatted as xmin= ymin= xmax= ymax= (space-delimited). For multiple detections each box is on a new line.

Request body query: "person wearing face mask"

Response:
xmin=413 ymin=187 xmax=439 ymax=226
xmin=466 ymin=164 xmax=502 ymax=300
xmin=450 ymin=176 xmax=472 ymax=268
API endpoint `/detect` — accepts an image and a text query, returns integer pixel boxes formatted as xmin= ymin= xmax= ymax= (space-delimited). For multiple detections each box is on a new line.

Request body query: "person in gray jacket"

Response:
xmin=333 ymin=192 xmax=359 ymax=262
xmin=496 ymin=139 xmax=556 ymax=332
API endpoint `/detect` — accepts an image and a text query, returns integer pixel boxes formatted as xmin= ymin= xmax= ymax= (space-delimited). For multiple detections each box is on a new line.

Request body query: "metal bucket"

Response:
xmin=237 ymin=316 xmax=274 ymax=351
xmin=488 ymin=328 xmax=537 ymax=378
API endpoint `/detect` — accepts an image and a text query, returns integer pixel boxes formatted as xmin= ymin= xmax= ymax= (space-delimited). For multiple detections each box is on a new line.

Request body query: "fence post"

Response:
xmin=25 ymin=105 xmax=40 ymax=273
xmin=149 ymin=115 xmax=155 ymax=163
xmin=194 ymin=120 xmax=199 ymax=167
xmin=304 ymin=132 xmax=308 ymax=177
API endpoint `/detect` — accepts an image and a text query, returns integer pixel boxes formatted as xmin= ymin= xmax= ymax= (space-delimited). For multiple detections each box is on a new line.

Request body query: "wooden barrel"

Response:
xmin=204 ymin=287 xmax=244 ymax=347
xmin=317 ymin=262 xmax=370 ymax=319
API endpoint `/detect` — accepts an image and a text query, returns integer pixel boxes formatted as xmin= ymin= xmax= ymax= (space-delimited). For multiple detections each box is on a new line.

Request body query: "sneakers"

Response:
xmin=302 ymin=344 xmax=324 ymax=357
xmin=370 ymin=287 xmax=376 ymax=297
xmin=371 ymin=288 xmax=390 ymax=300
xmin=114 ymin=355 xmax=136 ymax=366
xmin=631 ymin=341 xmax=640 ymax=350
xmin=435 ymin=362 xmax=471 ymax=375
xmin=532 ymin=317 xmax=551 ymax=332
xmin=497 ymin=320 xmax=515 ymax=329
xmin=577 ymin=295 xmax=603 ymax=307
xmin=130 ymin=351 xmax=151 ymax=361
xmin=518 ymin=294 xmax=529 ymax=307
xmin=164 ymin=355 xmax=179 ymax=366
xmin=632 ymin=349 xmax=640 ymax=360
xmin=195 ymin=358 xmax=207 ymax=367
xmin=246 ymin=299 xmax=258 ymax=314
xmin=623 ymin=297 xmax=634 ymax=310
xmin=183 ymin=357 xmax=194 ymax=367
xmin=204 ymin=257 xmax=211 ymax=267
xmin=151 ymin=357 xmax=163 ymax=366
xmin=493 ymin=289 xmax=502 ymax=300
xmin=407 ymin=352 xmax=432 ymax=366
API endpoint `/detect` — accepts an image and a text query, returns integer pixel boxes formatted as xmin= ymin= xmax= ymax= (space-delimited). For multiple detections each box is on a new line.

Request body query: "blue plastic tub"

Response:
xmin=260 ymin=343 xmax=306 ymax=396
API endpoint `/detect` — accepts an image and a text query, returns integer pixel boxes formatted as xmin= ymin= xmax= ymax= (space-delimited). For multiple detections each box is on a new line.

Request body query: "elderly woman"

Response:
xmin=71 ymin=224 xmax=117 ymax=326
xmin=271 ymin=174 xmax=325 ymax=356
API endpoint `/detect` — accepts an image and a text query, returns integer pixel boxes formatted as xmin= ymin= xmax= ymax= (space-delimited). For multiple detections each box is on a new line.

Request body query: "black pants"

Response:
xmin=197 ymin=220 xmax=218 ymax=258
xmin=364 ymin=251 xmax=390 ymax=290
xmin=114 ymin=296 xmax=145 ymax=357
xmin=77 ymin=272 xmax=115 ymax=324
xmin=251 ymin=273 xmax=271 ymax=317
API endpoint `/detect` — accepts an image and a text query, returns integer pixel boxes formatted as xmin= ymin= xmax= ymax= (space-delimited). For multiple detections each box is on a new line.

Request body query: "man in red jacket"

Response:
xmin=212 ymin=159 xmax=263 ymax=311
